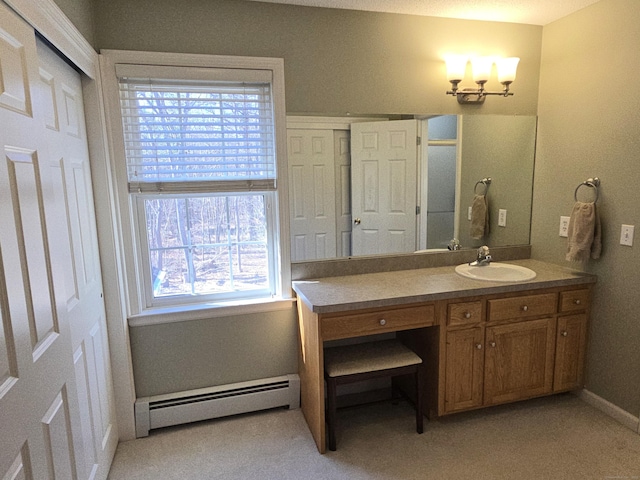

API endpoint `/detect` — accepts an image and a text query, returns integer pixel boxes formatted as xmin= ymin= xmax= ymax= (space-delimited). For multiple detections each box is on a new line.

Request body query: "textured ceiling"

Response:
xmin=244 ymin=0 xmax=600 ymax=25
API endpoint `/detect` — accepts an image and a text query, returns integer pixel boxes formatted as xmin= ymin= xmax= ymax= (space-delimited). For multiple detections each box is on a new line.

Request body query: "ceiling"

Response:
xmin=244 ymin=0 xmax=601 ymax=25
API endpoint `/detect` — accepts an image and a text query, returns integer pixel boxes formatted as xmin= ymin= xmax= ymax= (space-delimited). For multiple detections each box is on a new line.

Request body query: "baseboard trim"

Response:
xmin=576 ymin=389 xmax=639 ymax=432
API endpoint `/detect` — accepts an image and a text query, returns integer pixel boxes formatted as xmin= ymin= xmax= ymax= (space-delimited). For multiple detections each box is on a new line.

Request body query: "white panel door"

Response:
xmin=0 ymin=5 xmax=116 ymax=480
xmin=333 ymin=130 xmax=352 ymax=258
xmin=351 ymin=120 xmax=418 ymax=256
xmin=36 ymin=38 xmax=118 ymax=480
xmin=287 ymin=129 xmax=337 ymax=261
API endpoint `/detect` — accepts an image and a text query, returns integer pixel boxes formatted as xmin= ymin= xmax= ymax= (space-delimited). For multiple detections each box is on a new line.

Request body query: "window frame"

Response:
xmin=100 ymin=50 xmax=291 ymax=316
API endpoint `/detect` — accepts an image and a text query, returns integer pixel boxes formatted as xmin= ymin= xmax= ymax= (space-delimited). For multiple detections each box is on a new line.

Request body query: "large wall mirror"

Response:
xmin=287 ymin=114 xmax=537 ymax=263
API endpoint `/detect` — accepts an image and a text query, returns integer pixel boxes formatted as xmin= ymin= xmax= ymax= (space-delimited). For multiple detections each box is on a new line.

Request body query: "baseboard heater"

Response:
xmin=134 ymin=374 xmax=300 ymax=437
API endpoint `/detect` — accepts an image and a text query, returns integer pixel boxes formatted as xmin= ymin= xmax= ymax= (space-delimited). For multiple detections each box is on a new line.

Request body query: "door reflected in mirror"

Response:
xmin=287 ymin=114 xmax=537 ymax=263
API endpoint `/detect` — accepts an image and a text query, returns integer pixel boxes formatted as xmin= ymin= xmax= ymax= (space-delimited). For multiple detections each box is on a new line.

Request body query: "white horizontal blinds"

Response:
xmin=117 ymin=65 xmax=276 ymax=190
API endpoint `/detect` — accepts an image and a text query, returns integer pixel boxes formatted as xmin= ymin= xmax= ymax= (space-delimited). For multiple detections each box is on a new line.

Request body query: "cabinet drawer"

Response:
xmin=559 ymin=289 xmax=590 ymax=313
xmin=321 ymin=304 xmax=435 ymax=341
xmin=487 ymin=293 xmax=557 ymax=322
xmin=448 ymin=301 xmax=483 ymax=326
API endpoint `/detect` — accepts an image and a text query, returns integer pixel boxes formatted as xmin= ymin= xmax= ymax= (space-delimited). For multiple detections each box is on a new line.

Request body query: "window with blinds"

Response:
xmin=118 ymin=76 xmax=276 ymax=190
xmin=109 ymin=61 xmax=284 ymax=308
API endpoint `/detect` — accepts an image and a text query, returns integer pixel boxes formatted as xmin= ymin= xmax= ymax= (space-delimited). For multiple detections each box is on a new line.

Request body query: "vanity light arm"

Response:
xmin=446 ymin=85 xmax=514 ymax=98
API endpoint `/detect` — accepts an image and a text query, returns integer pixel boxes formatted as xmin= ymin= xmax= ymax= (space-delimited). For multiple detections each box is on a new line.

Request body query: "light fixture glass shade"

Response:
xmin=496 ymin=57 xmax=520 ymax=83
xmin=444 ymin=55 xmax=468 ymax=82
xmin=471 ymin=57 xmax=493 ymax=83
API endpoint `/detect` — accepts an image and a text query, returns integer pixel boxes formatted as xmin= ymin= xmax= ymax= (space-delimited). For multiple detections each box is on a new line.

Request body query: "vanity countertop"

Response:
xmin=292 ymin=259 xmax=596 ymax=314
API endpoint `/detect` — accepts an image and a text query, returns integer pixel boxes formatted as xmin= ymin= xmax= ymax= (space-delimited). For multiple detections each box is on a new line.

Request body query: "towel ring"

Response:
xmin=574 ymin=177 xmax=600 ymax=203
xmin=474 ymin=177 xmax=492 ymax=195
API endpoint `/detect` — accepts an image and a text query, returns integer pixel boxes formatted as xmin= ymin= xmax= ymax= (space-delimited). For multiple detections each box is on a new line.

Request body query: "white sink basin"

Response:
xmin=455 ymin=262 xmax=537 ymax=283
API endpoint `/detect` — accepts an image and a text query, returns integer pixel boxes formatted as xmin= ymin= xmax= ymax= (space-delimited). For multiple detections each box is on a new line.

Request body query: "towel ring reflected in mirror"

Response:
xmin=574 ymin=177 xmax=600 ymax=203
xmin=474 ymin=177 xmax=492 ymax=195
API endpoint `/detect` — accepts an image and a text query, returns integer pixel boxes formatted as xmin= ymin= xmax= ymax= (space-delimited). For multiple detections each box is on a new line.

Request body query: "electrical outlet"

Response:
xmin=559 ymin=216 xmax=570 ymax=237
xmin=498 ymin=209 xmax=507 ymax=227
xmin=468 ymin=206 xmax=472 ymax=221
xmin=621 ymin=224 xmax=635 ymax=246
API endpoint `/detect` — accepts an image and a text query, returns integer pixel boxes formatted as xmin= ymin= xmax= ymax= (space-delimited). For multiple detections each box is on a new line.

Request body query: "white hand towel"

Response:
xmin=470 ymin=194 xmax=489 ymax=239
xmin=566 ymin=201 xmax=601 ymax=262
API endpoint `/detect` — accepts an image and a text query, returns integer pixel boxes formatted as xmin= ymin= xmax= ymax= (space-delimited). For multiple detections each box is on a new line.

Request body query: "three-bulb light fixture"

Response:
xmin=445 ymin=55 xmax=520 ymax=104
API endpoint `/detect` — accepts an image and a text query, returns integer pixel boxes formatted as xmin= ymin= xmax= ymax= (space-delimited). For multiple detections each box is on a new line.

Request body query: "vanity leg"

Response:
xmin=326 ymin=376 xmax=337 ymax=451
xmin=416 ymin=366 xmax=424 ymax=434
xmin=297 ymin=299 xmax=326 ymax=453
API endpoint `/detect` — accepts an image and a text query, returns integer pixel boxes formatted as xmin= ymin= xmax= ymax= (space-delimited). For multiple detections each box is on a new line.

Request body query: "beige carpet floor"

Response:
xmin=107 ymin=393 xmax=640 ymax=480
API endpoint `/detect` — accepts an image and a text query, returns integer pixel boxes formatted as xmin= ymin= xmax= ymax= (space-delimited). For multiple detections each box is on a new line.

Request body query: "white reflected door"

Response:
xmin=287 ymin=129 xmax=337 ymax=261
xmin=0 ymin=5 xmax=116 ymax=480
xmin=351 ymin=120 xmax=418 ymax=256
xmin=333 ymin=130 xmax=352 ymax=258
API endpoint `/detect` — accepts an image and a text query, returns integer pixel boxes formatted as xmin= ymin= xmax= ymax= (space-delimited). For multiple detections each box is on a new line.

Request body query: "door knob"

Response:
xmin=354 ymin=218 xmax=361 ymax=225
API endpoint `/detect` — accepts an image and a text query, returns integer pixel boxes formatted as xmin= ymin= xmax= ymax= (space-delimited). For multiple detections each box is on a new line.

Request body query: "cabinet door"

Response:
xmin=554 ymin=314 xmax=588 ymax=392
xmin=444 ymin=328 xmax=484 ymax=413
xmin=484 ymin=318 xmax=556 ymax=406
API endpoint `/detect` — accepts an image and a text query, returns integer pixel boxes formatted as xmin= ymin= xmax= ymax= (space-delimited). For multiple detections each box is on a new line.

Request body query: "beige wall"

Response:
xmin=129 ymin=309 xmax=298 ymax=398
xmin=93 ymin=0 xmax=541 ymax=116
xmin=533 ymin=0 xmax=640 ymax=415
xmin=53 ymin=0 xmax=96 ymax=47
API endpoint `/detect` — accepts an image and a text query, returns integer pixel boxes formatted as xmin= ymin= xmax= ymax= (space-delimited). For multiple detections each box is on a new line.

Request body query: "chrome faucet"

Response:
xmin=469 ymin=245 xmax=492 ymax=266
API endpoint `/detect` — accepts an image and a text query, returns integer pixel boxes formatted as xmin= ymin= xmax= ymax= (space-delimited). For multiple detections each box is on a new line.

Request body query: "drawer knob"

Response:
xmin=561 ymin=331 xmax=568 ymax=337
xmin=475 ymin=343 xmax=482 ymax=350
xmin=379 ymin=319 xmax=386 ymax=326
xmin=574 ymin=299 xmax=581 ymax=305
xmin=464 ymin=312 xmax=472 ymax=319
xmin=489 ymin=341 xmax=496 ymax=347
xmin=522 ymin=305 xmax=529 ymax=312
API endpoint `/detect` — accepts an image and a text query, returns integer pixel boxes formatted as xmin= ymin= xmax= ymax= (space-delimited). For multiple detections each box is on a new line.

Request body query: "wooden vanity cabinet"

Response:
xmin=553 ymin=290 xmax=590 ymax=392
xmin=442 ymin=300 xmax=484 ymax=413
xmin=444 ymin=326 xmax=485 ymax=412
xmin=440 ymin=286 xmax=591 ymax=416
xmin=483 ymin=316 xmax=556 ymax=406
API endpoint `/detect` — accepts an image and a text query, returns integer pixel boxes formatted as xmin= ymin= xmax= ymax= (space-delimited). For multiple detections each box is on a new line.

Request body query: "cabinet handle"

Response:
xmin=379 ymin=319 xmax=386 ymax=326
xmin=489 ymin=341 xmax=496 ymax=347
xmin=521 ymin=305 xmax=529 ymax=312
xmin=475 ymin=343 xmax=482 ymax=349
xmin=561 ymin=331 xmax=568 ymax=337
xmin=574 ymin=299 xmax=581 ymax=305
xmin=464 ymin=312 xmax=471 ymax=319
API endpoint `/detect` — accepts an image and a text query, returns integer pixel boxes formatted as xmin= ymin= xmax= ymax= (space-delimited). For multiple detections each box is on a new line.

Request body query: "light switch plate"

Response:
xmin=468 ymin=206 xmax=472 ymax=221
xmin=498 ymin=209 xmax=507 ymax=227
xmin=559 ymin=216 xmax=570 ymax=237
xmin=621 ymin=224 xmax=635 ymax=246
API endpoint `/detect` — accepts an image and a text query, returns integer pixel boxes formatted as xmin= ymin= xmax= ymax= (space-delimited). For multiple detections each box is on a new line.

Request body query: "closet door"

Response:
xmin=36 ymin=37 xmax=118 ymax=480
xmin=0 ymin=4 xmax=117 ymax=479
xmin=287 ymin=129 xmax=337 ymax=261
xmin=333 ymin=130 xmax=352 ymax=257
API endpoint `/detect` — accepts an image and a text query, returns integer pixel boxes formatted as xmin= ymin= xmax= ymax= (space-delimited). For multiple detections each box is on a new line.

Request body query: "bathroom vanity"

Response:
xmin=293 ymin=259 xmax=595 ymax=453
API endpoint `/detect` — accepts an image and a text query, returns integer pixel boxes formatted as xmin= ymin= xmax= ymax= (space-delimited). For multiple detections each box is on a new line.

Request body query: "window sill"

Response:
xmin=128 ymin=296 xmax=297 ymax=327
